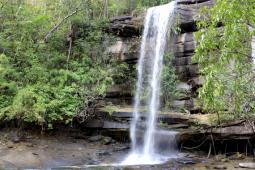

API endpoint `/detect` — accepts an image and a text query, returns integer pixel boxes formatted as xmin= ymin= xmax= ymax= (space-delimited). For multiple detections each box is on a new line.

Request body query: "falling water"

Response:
xmin=122 ymin=1 xmax=177 ymax=165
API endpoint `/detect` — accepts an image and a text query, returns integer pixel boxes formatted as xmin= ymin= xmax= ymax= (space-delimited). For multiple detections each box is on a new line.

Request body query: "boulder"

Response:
xmin=101 ymin=136 xmax=112 ymax=145
xmin=239 ymin=163 xmax=255 ymax=169
xmin=88 ymin=135 xmax=103 ymax=142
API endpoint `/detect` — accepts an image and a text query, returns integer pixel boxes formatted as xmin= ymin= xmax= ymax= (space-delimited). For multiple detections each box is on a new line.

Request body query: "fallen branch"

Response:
xmin=44 ymin=8 xmax=80 ymax=43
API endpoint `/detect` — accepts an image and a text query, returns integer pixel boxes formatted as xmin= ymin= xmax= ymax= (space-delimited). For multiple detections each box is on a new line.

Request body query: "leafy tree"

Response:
xmin=161 ymin=53 xmax=180 ymax=109
xmin=194 ymin=0 xmax=255 ymax=123
xmin=0 ymin=0 xmax=125 ymax=128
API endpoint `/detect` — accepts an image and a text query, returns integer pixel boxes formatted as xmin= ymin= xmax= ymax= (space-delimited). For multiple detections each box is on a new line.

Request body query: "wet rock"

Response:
xmin=239 ymin=162 xmax=255 ymax=169
xmin=111 ymin=111 xmax=133 ymax=118
xmin=161 ymin=123 xmax=189 ymax=130
xmin=213 ymin=165 xmax=227 ymax=169
xmin=26 ymin=142 xmax=34 ymax=147
xmin=39 ymin=145 xmax=48 ymax=149
xmin=228 ymin=153 xmax=245 ymax=160
xmin=6 ymin=141 xmax=14 ymax=148
xmin=211 ymin=125 xmax=254 ymax=138
xmin=102 ymin=136 xmax=112 ymax=145
xmin=97 ymin=151 xmax=111 ymax=156
xmin=56 ymin=166 xmax=81 ymax=169
xmin=88 ymin=135 xmax=103 ymax=142
xmin=176 ymin=158 xmax=196 ymax=164
xmin=113 ymin=145 xmax=130 ymax=152
xmin=72 ymin=134 xmax=88 ymax=140
xmin=84 ymin=120 xmax=104 ymax=128
xmin=103 ymin=121 xmax=129 ymax=129
xmin=12 ymin=136 xmax=21 ymax=143
xmin=0 ymin=160 xmax=17 ymax=169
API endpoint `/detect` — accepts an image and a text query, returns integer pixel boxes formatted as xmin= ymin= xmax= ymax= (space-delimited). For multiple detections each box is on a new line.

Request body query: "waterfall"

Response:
xmin=122 ymin=1 xmax=177 ymax=165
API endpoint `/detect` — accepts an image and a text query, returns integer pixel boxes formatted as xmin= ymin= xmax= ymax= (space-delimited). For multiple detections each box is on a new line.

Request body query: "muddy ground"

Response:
xmin=0 ymin=128 xmax=254 ymax=170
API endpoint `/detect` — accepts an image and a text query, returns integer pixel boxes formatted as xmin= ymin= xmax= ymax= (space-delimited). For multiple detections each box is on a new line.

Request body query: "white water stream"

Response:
xmin=122 ymin=1 xmax=177 ymax=165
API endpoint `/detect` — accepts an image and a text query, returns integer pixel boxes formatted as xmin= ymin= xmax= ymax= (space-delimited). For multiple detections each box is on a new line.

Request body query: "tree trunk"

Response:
xmin=103 ymin=0 xmax=108 ymax=18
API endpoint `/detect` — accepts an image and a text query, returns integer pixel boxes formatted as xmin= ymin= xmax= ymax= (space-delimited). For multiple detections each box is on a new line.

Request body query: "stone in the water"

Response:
xmin=113 ymin=145 xmax=129 ymax=152
xmin=176 ymin=158 xmax=196 ymax=164
xmin=102 ymin=136 xmax=112 ymax=145
xmin=26 ymin=142 xmax=34 ymax=147
xmin=97 ymin=151 xmax=111 ymax=156
xmin=88 ymin=135 xmax=103 ymax=142
xmin=6 ymin=141 xmax=14 ymax=148
xmin=239 ymin=163 xmax=255 ymax=169
xmin=213 ymin=165 xmax=227 ymax=169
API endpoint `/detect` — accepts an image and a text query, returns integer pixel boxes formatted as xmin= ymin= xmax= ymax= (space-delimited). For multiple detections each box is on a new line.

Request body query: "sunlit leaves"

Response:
xmin=194 ymin=0 xmax=255 ymax=122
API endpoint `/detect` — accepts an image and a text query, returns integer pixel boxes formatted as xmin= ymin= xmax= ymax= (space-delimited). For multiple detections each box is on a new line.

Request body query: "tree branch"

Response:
xmin=44 ymin=8 xmax=81 ymax=43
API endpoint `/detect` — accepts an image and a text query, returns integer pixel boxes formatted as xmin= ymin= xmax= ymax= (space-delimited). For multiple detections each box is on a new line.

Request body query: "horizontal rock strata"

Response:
xmin=106 ymin=0 xmax=214 ymax=111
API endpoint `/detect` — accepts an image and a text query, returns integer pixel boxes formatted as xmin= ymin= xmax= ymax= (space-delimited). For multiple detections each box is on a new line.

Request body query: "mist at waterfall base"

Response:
xmin=121 ymin=1 xmax=178 ymax=165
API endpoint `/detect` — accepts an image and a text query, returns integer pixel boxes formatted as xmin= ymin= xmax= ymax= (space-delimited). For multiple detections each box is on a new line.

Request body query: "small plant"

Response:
xmin=161 ymin=53 xmax=180 ymax=109
xmin=101 ymin=105 xmax=119 ymax=116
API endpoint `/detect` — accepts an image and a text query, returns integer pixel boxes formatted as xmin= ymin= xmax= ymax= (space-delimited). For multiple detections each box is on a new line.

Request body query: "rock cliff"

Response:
xmin=106 ymin=0 xmax=214 ymax=112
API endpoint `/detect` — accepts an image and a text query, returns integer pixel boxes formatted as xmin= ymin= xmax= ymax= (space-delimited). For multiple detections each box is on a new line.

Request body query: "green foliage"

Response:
xmin=101 ymin=105 xmax=119 ymax=116
xmin=194 ymin=0 xmax=255 ymax=123
xmin=0 ymin=0 xmax=125 ymax=127
xmin=135 ymin=0 xmax=172 ymax=9
xmin=161 ymin=53 xmax=180 ymax=109
xmin=0 ymin=0 xmax=178 ymax=127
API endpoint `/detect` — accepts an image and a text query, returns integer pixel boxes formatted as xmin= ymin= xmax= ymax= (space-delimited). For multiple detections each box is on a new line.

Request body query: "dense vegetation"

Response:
xmin=0 ymin=0 xmax=173 ymax=128
xmin=194 ymin=0 xmax=255 ymax=123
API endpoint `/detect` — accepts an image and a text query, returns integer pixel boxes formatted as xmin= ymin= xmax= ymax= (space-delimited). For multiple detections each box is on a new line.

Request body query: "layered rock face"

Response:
xmin=106 ymin=0 xmax=214 ymax=112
